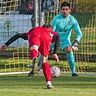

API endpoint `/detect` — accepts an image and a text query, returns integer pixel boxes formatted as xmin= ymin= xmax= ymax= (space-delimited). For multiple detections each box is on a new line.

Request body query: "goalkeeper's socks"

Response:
xmin=42 ymin=62 xmax=51 ymax=81
xmin=66 ymin=52 xmax=76 ymax=74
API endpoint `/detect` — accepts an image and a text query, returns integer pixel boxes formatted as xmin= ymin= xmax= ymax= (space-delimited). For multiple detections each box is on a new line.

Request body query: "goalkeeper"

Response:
xmin=51 ymin=1 xmax=82 ymax=77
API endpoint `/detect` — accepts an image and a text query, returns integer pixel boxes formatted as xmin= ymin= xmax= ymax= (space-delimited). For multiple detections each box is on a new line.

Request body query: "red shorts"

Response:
xmin=27 ymin=27 xmax=51 ymax=56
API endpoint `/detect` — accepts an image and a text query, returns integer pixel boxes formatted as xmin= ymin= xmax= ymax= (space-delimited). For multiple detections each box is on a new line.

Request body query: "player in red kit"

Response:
xmin=0 ymin=24 xmax=59 ymax=89
xmin=27 ymin=25 xmax=59 ymax=89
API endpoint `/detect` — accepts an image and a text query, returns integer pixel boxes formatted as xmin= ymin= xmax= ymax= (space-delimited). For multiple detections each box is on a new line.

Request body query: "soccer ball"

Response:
xmin=51 ymin=66 xmax=61 ymax=78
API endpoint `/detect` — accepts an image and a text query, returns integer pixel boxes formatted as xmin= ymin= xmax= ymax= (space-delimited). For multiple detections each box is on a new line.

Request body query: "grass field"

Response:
xmin=0 ymin=74 xmax=96 ymax=96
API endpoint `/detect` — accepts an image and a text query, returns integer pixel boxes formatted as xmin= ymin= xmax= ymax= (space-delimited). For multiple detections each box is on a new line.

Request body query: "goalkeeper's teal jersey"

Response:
xmin=51 ymin=13 xmax=82 ymax=50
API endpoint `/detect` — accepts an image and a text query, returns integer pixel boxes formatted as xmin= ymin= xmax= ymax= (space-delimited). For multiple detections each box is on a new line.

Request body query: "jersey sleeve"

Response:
xmin=73 ymin=19 xmax=82 ymax=42
xmin=51 ymin=17 xmax=57 ymax=32
xmin=51 ymin=32 xmax=60 ymax=54
xmin=5 ymin=33 xmax=27 ymax=46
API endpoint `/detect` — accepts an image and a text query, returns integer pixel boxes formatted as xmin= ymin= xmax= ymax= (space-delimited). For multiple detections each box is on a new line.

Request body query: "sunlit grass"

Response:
xmin=0 ymin=75 xmax=96 ymax=96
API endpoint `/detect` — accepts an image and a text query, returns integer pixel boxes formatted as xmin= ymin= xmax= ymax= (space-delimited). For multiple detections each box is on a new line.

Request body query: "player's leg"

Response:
xmin=28 ymin=45 xmax=39 ymax=76
xmin=37 ymin=53 xmax=42 ymax=71
xmin=39 ymin=31 xmax=54 ymax=89
xmin=39 ymin=48 xmax=54 ymax=88
xmin=64 ymin=46 xmax=78 ymax=77
xmin=42 ymin=56 xmax=54 ymax=89
xmin=27 ymin=30 xmax=41 ymax=76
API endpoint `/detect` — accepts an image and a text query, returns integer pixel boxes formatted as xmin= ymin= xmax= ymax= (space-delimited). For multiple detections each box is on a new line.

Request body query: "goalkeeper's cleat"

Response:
xmin=47 ymin=85 xmax=54 ymax=89
xmin=28 ymin=71 xmax=34 ymax=77
xmin=27 ymin=67 xmax=37 ymax=77
xmin=72 ymin=73 xmax=78 ymax=77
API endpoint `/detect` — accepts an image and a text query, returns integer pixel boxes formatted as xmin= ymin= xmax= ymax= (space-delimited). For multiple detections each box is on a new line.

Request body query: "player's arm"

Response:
xmin=72 ymin=20 xmax=82 ymax=51
xmin=51 ymin=17 xmax=57 ymax=32
xmin=0 ymin=33 xmax=27 ymax=52
xmin=52 ymin=34 xmax=60 ymax=54
xmin=73 ymin=21 xmax=82 ymax=42
xmin=5 ymin=33 xmax=27 ymax=46
xmin=51 ymin=33 xmax=60 ymax=62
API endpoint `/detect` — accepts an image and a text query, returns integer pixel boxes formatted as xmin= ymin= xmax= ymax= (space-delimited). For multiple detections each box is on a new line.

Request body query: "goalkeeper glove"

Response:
xmin=72 ymin=40 xmax=78 ymax=51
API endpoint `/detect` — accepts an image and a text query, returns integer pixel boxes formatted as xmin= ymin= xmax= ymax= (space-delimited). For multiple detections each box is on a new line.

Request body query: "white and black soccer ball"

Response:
xmin=51 ymin=66 xmax=61 ymax=78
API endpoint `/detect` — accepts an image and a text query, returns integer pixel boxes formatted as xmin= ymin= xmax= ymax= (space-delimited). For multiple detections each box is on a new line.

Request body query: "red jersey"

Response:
xmin=26 ymin=26 xmax=53 ymax=56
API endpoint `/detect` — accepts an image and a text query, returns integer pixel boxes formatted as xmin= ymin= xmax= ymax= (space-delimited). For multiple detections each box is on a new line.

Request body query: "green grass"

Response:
xmin=0 ymin=74 xmax=96 ymax=96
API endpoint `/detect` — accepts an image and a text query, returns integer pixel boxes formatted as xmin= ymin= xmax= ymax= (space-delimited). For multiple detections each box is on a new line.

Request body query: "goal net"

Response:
xmin=0 ymin=0 xmax=96 ymax=75
xmin=0 ymin=0 xmax=33 ymax=75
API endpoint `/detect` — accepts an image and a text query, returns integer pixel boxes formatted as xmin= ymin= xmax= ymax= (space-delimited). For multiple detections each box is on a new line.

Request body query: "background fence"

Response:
xmin=0 ymin=0 xmax=96 ymax=75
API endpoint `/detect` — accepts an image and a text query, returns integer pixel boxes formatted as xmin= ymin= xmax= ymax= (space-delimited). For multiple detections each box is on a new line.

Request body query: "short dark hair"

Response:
xmin=61 ymin=2 xmax=70 ymax=9
xmin=42 ymin=24 xmax=52 ymax=28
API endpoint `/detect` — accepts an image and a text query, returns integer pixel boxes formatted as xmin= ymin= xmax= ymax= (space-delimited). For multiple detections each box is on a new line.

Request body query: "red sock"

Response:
xmin=42 ymin=62 xmax=51 ymax=81
xmin=30 ymin=49 xmax=38 ymax=59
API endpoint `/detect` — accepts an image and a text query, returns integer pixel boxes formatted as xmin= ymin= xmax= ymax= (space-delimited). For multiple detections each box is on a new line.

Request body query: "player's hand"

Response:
xmin=72 ymin=40 xmax=78 ymax=51
xmin=0 ymin=44 xmax=8 ymax=52
xmin=52 ymin=54 xmax=59 ymax=62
